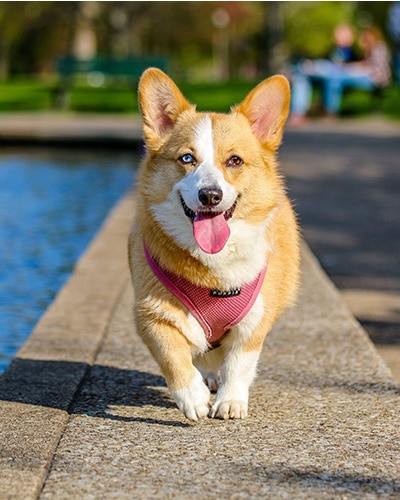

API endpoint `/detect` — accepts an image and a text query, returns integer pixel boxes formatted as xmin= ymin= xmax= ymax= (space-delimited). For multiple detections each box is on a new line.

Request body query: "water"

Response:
xmin=0 ymin=147 xmax=138 ymax=373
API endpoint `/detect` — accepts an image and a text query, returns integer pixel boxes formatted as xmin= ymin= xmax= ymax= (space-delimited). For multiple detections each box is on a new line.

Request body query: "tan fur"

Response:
xmin=129 ymin=68 xmax=300 ymax=420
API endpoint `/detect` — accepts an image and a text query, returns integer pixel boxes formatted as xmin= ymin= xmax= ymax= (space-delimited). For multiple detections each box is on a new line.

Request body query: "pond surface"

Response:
xmin=0 ymin=147 xmax=138 ymax=373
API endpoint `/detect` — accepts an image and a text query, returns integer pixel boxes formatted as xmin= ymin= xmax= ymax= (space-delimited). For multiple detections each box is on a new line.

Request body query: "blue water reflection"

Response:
xmin=0 ymin=147 xmax=138 ymax=373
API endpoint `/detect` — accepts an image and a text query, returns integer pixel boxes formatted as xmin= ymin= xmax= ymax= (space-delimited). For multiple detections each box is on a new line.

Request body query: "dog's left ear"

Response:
xmin=236 ymin=75 xmax=290 ymax=151
xmin=138 ymin=68 xmax=194 ymax=149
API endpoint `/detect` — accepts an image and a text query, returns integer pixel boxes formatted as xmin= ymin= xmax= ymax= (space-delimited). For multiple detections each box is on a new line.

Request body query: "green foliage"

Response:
xmin=381 ymin=86 xmax=400 ymax=118
xmin=0 ymin=79 xmax=398 ymax=119
xmin=341 ymin=88 xmax=381 ymax=116
xmin=0 ymin=2 xmax=80 ymax=76
xmin=0 ymin=2 xmax=393 ymax=82
xmin=284 ymin=2 xmax=356 ymax=59
xmin=0 ymin=80 xmax=52 ymax=111
xmin=179 ymin=81 xmax=258 ymax=112
xmin=69 ymin=85 xmax=138 ymax=113
xmin=283 ymin=2 xmax=393 ymax=60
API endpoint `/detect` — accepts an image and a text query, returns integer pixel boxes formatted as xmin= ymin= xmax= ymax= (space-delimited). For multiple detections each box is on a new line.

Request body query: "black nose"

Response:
xmin=198 ymin=187 xmax=223 ymax=207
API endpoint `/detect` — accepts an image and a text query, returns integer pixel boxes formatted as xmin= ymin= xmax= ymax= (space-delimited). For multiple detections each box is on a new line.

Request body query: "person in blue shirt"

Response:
xmin=289 ymin=24 xmax=391 ymax=125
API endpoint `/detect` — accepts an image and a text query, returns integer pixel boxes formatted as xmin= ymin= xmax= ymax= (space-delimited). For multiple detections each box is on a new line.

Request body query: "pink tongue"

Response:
xmin=193 ymin=212 xmax=230 ymax=254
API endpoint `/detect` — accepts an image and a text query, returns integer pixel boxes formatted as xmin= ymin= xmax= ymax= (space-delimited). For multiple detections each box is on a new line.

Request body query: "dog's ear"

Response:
xmin=236 ymin=75 xmax=290 ymax=151
xmin=138 ymin=68 xmax=193 ymax=149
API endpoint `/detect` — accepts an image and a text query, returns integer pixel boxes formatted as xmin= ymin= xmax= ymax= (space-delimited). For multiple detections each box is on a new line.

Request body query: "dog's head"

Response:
xmin=138 ymin=68 xmax=290 ymax=256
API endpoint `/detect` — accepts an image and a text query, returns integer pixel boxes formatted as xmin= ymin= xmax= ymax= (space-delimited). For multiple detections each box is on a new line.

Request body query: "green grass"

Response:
xmin=340 ymin=87 xmax=400 ymax=118
xmin=0 ymin=80 xmax=53 ymax=111
xmin=380 ymin=85 xmax=400 ymax=118
xmin=0 ymin=77 xmax=399 ymax=118
xmin=179 ymin=81 xmax=257 ymax=112
xmin=68 ymin=85 xmax=138 ymax=113
xmin=67 ymin=80 xmax=257 ymax=114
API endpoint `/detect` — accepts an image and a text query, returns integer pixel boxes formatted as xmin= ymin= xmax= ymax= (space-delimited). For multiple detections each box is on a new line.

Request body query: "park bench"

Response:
xmin=54 ymin=55 xmax=168 ymax=108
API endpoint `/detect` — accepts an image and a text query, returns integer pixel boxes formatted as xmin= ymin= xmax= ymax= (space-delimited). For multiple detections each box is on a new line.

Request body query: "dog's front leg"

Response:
xmin=138 ymin=319 xmax=211 ymax=421
xmin=170 ymin=368 xmax=211 ymax=421
xmin=209 ymin=346 xmax=260 ymax=419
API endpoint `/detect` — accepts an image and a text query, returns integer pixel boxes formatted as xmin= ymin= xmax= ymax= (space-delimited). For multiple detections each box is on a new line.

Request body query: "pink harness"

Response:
xmin=144 ymin=244 xmax=266 ymax=345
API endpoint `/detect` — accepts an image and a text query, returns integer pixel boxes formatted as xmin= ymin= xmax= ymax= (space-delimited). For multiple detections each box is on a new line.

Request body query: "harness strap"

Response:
xmin=144 ymin=244 xmax=266 ymax=344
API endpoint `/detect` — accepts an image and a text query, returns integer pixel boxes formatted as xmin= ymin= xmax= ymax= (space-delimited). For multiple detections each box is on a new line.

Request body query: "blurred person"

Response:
xmin=289 ymin=23 xmax=358 ymax=125
xmin=330 ymin=23 xmax=358 ymax=64
xmin=289 ymin=26 xmax=391 ymax=125
xmin=388 ymin=1 xmax=400 ymax=84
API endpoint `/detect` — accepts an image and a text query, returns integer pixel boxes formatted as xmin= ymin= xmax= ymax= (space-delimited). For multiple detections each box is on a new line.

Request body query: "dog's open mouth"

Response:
xmin=180 ymin=195 xmax=237 ymax=254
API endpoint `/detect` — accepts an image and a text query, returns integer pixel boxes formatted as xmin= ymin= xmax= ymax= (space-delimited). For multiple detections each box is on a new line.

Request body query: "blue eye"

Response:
xmin=180 ymin=153 xmax=195 ymax=164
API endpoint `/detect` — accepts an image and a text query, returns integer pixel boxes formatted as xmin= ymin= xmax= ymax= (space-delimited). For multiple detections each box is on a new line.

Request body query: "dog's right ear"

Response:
xmin=138 ymin=68 xmax=193 ymax=149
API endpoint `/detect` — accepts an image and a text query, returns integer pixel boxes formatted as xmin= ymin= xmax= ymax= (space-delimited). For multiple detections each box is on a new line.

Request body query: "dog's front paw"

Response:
xmin=210 ymin=399 xmax=248 ymax=420
xmin=171 ymin=372 xmax=211 ymax=421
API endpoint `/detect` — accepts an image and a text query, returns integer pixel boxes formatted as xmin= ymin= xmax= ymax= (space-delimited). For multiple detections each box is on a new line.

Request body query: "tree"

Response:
xmin=283 ymin=2 xmax=357 ymax=60
xmin=282 ymin=2 xmax=392 ymax=62
xmin=0 ymin=1 xmax=393 ymax=81
xmin=0 ymin=2 xmax=29 ymax=78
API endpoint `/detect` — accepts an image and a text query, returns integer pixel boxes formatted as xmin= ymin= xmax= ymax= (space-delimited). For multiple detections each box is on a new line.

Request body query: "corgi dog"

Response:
xmin=129 ymin=68 xmax=300 ymax=421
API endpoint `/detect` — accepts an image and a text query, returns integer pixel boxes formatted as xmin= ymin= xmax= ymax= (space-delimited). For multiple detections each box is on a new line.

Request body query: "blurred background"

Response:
xmin=0 ymin=1 xmax=398 ymax=116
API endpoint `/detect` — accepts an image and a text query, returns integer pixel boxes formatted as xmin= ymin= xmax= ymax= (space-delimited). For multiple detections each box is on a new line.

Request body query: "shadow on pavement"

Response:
xmin=0 ymin=358 xmax=190 ymax=427
xmin=282 ymin=128 xmax=400 ymax=345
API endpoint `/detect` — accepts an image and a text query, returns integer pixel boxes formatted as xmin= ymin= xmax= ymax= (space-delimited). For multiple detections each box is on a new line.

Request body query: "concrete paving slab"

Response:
xmin=0 ymin=112 xmax=143 ymax=146
xmin=0 ymin=193 xmax=135 ymax=499
xmin=1 ymin=191 xmax=399 ymax=499
xmin=281 ymin=118 xmax=400 ymax=382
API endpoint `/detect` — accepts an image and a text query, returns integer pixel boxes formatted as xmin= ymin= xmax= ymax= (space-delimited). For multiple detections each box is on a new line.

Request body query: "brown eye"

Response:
xmin=227 ymin=155 xmax=243 ymax=167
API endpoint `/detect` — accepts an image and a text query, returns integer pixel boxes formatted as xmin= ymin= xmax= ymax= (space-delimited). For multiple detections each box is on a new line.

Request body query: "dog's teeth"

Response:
xmin=180 ymin=196 xmax=196 ymax=221
xmin=180 ymin=195 xmax=237 ymax=224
